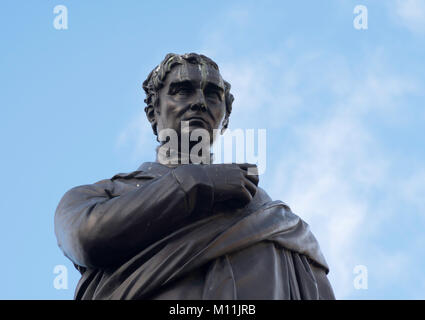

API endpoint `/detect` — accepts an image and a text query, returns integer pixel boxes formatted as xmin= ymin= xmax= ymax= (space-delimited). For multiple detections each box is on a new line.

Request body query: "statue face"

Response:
xmin=155 ymin=62 xmax=226 ymax=143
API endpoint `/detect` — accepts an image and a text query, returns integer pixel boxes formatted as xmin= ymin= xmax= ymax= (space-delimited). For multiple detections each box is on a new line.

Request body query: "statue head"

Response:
xmin=142 ymin=53 xmax=234 ymax=145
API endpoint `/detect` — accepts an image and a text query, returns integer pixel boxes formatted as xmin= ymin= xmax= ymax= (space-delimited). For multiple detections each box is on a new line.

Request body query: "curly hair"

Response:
xmin=142 ymin=53 xmax=234 ymax=136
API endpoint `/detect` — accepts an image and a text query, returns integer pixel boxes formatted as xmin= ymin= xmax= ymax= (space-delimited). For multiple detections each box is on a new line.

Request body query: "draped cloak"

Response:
xmin=54 ymin=162 xmax=335 ymax=300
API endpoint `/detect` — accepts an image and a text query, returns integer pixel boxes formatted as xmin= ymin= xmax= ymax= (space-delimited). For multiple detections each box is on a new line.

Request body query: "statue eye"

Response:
xmin=205 ymin=90 xmax=222 ymax=101
xmin=175 ymin=86 xmax=192 ymax=95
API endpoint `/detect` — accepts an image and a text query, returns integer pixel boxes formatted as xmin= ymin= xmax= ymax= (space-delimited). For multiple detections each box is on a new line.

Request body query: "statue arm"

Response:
xmin=54 ymin=165 xmax=214 ymax=269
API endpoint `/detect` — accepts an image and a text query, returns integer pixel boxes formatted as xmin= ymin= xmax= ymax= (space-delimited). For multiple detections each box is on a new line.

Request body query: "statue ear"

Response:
xmin=220 ymin=116 xmax=229 ymax=135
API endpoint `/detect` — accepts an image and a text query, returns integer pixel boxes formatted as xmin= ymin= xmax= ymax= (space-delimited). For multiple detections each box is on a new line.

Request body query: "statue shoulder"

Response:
xmin=253 ymin=186 xmax=293 ymax=213
xmin=57 ymin=164 xmax=161 ymax=207
xmin=57 ymin=178 xmax=113 ymax=207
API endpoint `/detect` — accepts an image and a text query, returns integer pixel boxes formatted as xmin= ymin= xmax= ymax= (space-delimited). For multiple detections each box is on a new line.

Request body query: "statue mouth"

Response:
xmin=184 ymin=117 xmax=211 ymax=129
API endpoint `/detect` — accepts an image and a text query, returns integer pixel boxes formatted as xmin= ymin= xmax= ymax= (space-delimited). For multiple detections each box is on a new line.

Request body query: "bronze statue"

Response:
xmin=54 ymin=53 xmax=335 ymax=299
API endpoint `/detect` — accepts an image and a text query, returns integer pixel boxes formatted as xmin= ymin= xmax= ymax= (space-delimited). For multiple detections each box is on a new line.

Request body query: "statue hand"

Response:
xmin=202 ymin=163 xmax=259 ymax=208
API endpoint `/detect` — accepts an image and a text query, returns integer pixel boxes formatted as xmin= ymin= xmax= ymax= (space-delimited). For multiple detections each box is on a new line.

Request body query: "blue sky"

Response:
xmin=1 ymin=0 xmax=424 ymax=299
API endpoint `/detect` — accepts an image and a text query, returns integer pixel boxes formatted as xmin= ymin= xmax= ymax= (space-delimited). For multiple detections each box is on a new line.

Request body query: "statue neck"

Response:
xmin=155 ymin=144 xmax=214 ymax=167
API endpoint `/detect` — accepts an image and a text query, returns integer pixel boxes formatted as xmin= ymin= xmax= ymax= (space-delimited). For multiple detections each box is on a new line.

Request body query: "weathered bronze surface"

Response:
xmin=54 ymin=53 xmax=335 ymax=299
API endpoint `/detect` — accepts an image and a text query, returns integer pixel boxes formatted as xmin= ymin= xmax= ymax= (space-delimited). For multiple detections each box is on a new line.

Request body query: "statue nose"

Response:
xmin=190 ymin=90 xmax=207 ymax=112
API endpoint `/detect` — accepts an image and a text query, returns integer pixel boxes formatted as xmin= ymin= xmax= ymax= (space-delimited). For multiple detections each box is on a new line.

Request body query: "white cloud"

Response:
xmin=204 ymin=43 xmax=420 ymax=297
xmin=265 ymin=52 xmax=422 ymax=297
xmin=218 ymin=54 xmax=304 ymax=129
xmin=115 ymin=4 xmax=424 ymax=298
xmin=115 ymin=111 xmax=157 ymax=165
xmin=400 ymin=169 xmax=425 ymax=211
xmin=270 ymin=113 xmax=380 ymax=298
xmin=392 ymin=0 xmax=425 ymax=35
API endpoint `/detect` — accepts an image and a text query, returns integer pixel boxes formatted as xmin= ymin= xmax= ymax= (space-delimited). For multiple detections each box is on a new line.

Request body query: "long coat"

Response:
xmin=54 ymin=162 xmax=335 ymax=299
